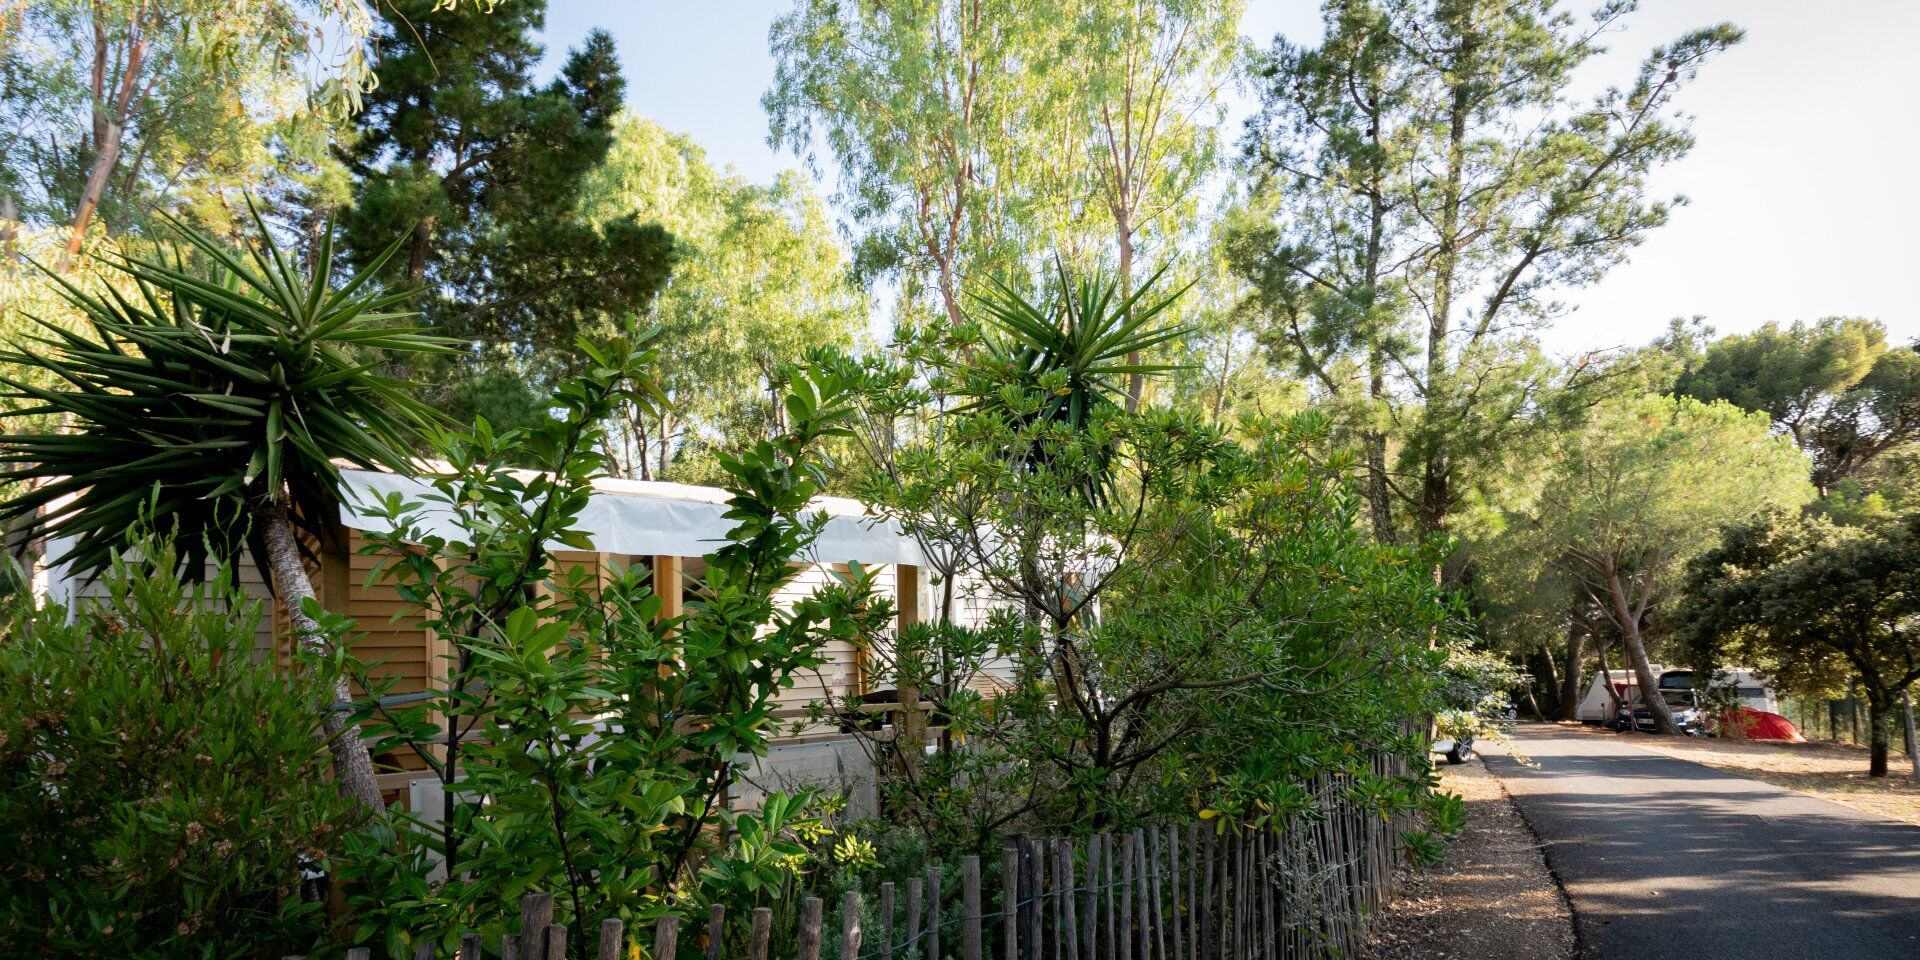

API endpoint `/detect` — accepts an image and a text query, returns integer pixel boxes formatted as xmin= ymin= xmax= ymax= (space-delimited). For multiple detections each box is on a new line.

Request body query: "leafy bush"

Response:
xmin=825 ymin=268 xmax=1463 ymax=851
xmin=0 ymin=536 xmax=362 ymax=958
xmin=334 ymin=326 xmax=892 ymax=956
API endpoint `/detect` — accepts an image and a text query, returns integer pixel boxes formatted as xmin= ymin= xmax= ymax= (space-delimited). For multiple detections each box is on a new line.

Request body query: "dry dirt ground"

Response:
xmin=1359 ymin=755 xmax=1575 ymax=960
xmin=1556 ymin=722 xmax=1920 ymax=826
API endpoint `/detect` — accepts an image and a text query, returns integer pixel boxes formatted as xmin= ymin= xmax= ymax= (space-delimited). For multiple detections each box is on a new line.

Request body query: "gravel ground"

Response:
xmin=1556 ymin=722 xmax=1920 ymax=826
xmin=1359 ymin=754 xmax=1575 ymax=960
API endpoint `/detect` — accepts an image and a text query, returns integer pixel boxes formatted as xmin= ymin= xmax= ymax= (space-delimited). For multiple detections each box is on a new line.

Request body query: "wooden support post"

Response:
xmin=503 ymin=935 xmax=520 ymax=960
xmin=895 ymin=563 xmax=927 ymax=772
xmin=461 ymin=934 xmax=484 ymax=960
xmin=963 ymin=856 xmax=983 ymax=960
xmin=843 ymin=892 xmax=865 ymax=960
xmin=600 ymin=919 xmax=625 ymax=960
xmin=546 ymin=925 xmax=569 ymax=960
xmin=652 ymin=555 xmax=685 ymax=623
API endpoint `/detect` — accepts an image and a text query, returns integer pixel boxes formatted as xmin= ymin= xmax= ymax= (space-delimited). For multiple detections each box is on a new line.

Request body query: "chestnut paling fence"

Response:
xmin=301 ymin=753 xmax=1418 ymax=960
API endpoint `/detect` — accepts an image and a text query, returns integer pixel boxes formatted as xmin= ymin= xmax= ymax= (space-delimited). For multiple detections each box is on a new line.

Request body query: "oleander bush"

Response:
xmin=0 ymin=534 xmax=364 ymax=958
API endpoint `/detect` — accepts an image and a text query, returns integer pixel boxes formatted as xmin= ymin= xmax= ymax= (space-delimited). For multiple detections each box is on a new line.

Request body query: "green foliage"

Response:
xmin=1232 ymin=0 xmax=1743 ymax=546
xmin=1676 ymin=318 xmax=1919 ymax=496
xmin=1680 ymin=509 xmax=1920 ymax=774
xmin=1432 ymin=648 xmax=1528 ymax=742
xmin=344 ymin=1 xmax=677 ymax=427
xmin=0 ymin=533 xmax=363 ymax=957
xmin=0 ymin=209 xmax=451 ymax=580
xmin=334 ymin=321 xmax=888 ymax=956
xmin=832 ymin=265 xmax=1459 ymax=849
xmin=578 ymin=114 xmax=869 ymax=482
xmin=0 ymin=0 xmax=374 ymax=250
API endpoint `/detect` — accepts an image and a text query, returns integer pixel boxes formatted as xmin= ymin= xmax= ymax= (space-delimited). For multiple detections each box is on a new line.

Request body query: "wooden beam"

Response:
xmin=652 ymin=555 xmax=684 ymax=624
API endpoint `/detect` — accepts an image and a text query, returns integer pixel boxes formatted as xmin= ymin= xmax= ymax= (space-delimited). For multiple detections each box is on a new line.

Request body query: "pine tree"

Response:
xmin=343 ymin=1 xmax=675 ymax=424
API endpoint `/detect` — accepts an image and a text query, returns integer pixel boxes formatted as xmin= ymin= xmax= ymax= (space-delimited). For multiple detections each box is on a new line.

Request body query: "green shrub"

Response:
xmin=0 ymin=537 xmax=363 ymax=958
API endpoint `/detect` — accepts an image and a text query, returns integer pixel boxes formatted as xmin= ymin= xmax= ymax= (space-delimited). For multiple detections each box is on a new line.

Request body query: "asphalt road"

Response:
xmin=1481 ymin=724 xmax=1920 ymax=960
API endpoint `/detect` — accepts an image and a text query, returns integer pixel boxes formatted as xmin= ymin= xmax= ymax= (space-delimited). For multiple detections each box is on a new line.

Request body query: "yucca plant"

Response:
xmin=0 ymin=207 xmax=453 ymax=810
xmin=956 ymin=265 xmax=1191 ymax=499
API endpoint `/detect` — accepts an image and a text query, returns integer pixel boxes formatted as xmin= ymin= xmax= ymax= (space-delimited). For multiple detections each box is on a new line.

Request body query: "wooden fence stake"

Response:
xmin=1149 ymin=827 xmax=1167 ymax=960
xmin=503 ymin=935 xmax=520 ymax=960
xmin=1056 ymin=839 xmax=1079 ymax=960
xmin=1090 ymin=829 xmax=1105 ymax=960
xmin=799 ymin=897 xmax=825 ymax=960
xmin=706 ymin=905 xmax=727 ymax=960
xmin=928 ymin=865 xmax=944 ymax=960
xmin=907 ymin=877 xmax=924 ymax=957
xmin=546 ymin=924 xmax=569 ymax=960
xmin=461 ymin=933 xmax=484 ymax=960
xmin=1002 ymin=845 xmax=1021 ymax=960
xmin=346 ymin=950 xmax=370 ymax=960
xmin=599 ymin=919 xmax=625 ymax=960
xmin=843 ymin=891 xmax=865 ymax=960
xmin=749 ymin=908 xmax=773 ymax=960
xmin=520 ymin=894 xmax=555 ymax=960
xmin=963 ymin=855 xmax=983 ymax=960
xmin=882 ymin=881 xmax=898 ymax=960
xmin=653 ymin=916 xmax=680 ymax=960
xmin=1118 ymin=833 xmax=1134 ymax=960
xmin=1200 ymin=829 xmax=1215 ymax=960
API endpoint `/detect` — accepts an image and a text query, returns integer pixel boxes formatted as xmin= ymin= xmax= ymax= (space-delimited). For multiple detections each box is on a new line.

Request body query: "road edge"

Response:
xmin=1478 ymin=751 xmax=1584 ymax=960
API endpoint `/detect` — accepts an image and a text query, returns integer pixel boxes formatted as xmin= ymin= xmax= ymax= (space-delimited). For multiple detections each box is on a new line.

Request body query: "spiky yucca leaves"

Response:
xmin=955 ymin=265 xmax=1191 ymax=501
xmin=0 ymin=209 xmax=452 ymax=580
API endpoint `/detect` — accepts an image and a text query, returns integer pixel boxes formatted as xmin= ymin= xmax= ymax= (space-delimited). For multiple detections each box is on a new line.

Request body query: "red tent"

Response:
xmin=1720 ymin=706 xmax=1807 ymax=742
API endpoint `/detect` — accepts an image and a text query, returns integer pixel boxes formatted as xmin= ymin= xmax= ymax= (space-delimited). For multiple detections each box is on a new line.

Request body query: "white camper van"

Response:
xmin=1577 ymin=666 xmax=1778 ymax=728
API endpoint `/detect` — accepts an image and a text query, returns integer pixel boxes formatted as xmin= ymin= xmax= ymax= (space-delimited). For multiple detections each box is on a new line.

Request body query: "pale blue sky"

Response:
xmin=537 ymin=1 xmax=1918 ymax=356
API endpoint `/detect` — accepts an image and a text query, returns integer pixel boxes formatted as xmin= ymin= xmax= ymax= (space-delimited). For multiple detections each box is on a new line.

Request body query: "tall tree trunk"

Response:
xmin=1117 ymin=210 xmax=1143 ymax=414
xmin=1535 ymin=641 xmax=1562 ymax=719
xmin=1604 ymin=564 xmax=1678 ymax=735
xmin=1560 ymin=618 xmax=1586 ymax=723
xmin=1866 ymin=694 xmax=1890 ymax=778
xmin=254 ymin=497 xmax=385 ymax=811
xmin=1902 ymin=693 xmax=1920 ymax=785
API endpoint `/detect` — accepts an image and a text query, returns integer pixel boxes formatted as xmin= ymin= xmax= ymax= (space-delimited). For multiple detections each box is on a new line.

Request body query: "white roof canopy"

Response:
xmin=337 ymin=469 xmax=927 ymax=567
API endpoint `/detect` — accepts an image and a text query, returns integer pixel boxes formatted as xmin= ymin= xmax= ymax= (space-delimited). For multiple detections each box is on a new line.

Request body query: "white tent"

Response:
xmin=1576 ymin=665 xmax=1665 ymax=723
xmin=337 ymin=468 xmax=928 ymax=567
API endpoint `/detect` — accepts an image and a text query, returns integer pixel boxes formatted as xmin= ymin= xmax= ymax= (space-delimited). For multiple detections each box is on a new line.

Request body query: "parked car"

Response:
xmin=1628 ymin=689 xmax=1708 ymax=735
xmin=1432 ymin=733 xmax=1475 ymax=764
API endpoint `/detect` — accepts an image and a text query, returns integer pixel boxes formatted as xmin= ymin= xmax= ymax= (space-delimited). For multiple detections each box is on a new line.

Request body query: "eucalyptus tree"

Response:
xmin=1057 ymin=0 xmax=1242 ymax=411
xmin=767 ymin=0 xmax=1054 ymax=326
xmin=1503 ymin=395 xmax=1810 ymax=733
xmin=0 ymin=215 xmax=449 ymax=809
xmin=0 ymin=0 xmax=382 ymax=264
xmin=578 ymin=115 xmax=868 ymax=481
xmin=1234 ymin=0 xmax=1742 ymax=553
